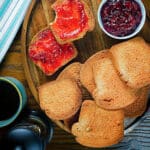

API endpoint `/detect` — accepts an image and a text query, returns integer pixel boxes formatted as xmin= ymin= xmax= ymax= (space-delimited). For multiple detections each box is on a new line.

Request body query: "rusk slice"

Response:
xmin=110 ymin=37 xmax=150 ymax=89
xmin=29 ymin=27 xmax=78 ymax=76
xmin=124 ymin=87 xmax=149 ymax=117
xmin=92 ymin=53 xmax=137 ymax=110
xmin=57 ymin=62 xmax=92 ymax=128
xmin=72 ymin=100 xmax=124 ymax=148
xmin=57 ymin=62 xmax=82 ymax=86
xmin=80 ymin=50 xmax=109 ymax=93
xmin=57 ymin=62 xmax=82 ymax=128
xmin=50 ymin=0 xmax=95 ymax=43
xmin=57 ymin=62 xmax=90 ymax=99
xmin=39 ymin=79 xmax=82 ymax=120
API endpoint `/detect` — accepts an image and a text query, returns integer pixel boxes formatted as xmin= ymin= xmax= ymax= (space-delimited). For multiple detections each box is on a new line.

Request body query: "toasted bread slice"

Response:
xmin=57 ymin=62 xmax=92 ymax=127
xmin=28 ymin=27 xmax=78 ymax=76
xmin=39 ymin=79 xmax=82 ymax=120
xmin=80 ymin=50 xmax=109 ymax=93
xmin=92 ymin=53 xmax=137 ymax=110
xmin=110 ymin=37 xmax=150 ymax=89
xmin=124 ymin=87 xmax=149 ymax=117
xmin=57 ymin=61 xmax=92 ymax=98
xmin=50 ymin=0 xmax=95 ymax=44
xmin=72 ymin=100 xmax=124 ymax=148
xmin=57 ymin=62 xmax=82 ymax=127
xmin=57 ymin=62 xmax=82 ymax=86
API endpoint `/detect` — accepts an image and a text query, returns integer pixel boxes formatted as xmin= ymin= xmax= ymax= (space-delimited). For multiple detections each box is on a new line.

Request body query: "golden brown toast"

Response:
xmin=92 ymin=53 xmax=137 ymax=110
xmin=57 ymin=62 xmax=92 ymax=128
xmin=57 ymin=62 xmax=82 ymax=86
xmin=110 ymin=37 xmax=150 ymax=89
xmin=80 ymin=50 xmax=109 ymax=93
xmin=39 ymin=79 xmax=82 ymax=120
xmin=124 ymin=87 xmax=149 ymax=117
xmin=72 ymin=100 xmax=124 ymax=148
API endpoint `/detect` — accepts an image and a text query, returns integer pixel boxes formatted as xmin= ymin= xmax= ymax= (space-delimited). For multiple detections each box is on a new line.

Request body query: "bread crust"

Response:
xmin=92 ymin=53 xmax=137 ymax=110
xmin=110 ymin=37 xmax=150 ymax=89
xmin=39 ymin=79 xmax=82 ymax=120
xmin=57 ymin=62 xmax=82 ymax=127
xmin=57 ymin=62 xmax=82 ymax=85
xmin=50 ymin=0 xmax=95 ymax=44
xmin=57 ymin=62 xmax=92 ymax=128
xmin=124 ymin=87 xmax=149 ymax=117
xmin=80 ymin=50 xmax=109 ymax=93
xmin=72 ymin=100 xmax=124 ymax=148
xmin=64 ymin=109 xmax=80 ymax=130
xmin=29 ymin=27 xmax=78 ymax=76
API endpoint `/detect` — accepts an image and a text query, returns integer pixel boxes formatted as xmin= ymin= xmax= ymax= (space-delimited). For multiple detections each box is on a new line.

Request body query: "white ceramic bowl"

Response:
xmin=97 ymin=0 xmax=146 ymax=40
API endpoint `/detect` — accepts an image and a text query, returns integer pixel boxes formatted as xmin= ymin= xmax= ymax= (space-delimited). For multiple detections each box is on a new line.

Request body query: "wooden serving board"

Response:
xmin=21 ymin=0 xmax=150 ymax=133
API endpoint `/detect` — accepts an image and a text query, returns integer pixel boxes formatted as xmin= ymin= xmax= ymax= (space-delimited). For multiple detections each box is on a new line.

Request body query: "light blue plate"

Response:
xmin=0 ymin=0 xmax=31 ymax=63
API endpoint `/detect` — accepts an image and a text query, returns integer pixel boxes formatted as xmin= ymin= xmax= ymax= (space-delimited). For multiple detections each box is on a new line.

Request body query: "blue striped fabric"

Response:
xmin=104 ymin=114 xmax=150 ymax=150
xmin=0 ymin=0 xmax=31 ymax=63
xmin=0 ymin=0 xmax=11 ymax=19
xmin=103 ymin=94 xmax=150 ymax=150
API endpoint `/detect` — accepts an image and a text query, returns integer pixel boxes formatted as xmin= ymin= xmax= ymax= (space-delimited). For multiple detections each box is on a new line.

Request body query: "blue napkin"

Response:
xmin=0 ymin=0 xmax=31 ymax=63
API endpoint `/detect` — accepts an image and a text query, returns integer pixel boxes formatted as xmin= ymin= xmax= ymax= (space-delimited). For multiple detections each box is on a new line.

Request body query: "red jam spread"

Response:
xmin=51 ymin=0 xmax=89 ymax=40
xmin=29 ymin=29 xmax=76 ymax=75
xmin=101 ymin=0 xmax=142 ymax=37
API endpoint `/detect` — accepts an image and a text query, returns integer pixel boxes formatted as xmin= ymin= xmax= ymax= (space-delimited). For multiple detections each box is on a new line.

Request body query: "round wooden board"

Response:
xmin=21 ymin=0 xmax=150 ymax=133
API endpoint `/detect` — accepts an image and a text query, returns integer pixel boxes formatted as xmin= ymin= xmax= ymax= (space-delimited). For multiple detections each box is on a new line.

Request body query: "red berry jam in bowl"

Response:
xmin=98 ymin=0 xmax=146 ymax=39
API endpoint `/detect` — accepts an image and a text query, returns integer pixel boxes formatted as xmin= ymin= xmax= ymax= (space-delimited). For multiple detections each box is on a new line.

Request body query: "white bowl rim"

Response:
xmin=97 ymin=0 xmax=146 ymax=40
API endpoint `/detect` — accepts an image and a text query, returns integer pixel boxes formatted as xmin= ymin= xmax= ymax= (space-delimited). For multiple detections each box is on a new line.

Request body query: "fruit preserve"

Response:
xmin=100 ymin=0 xmax=142 ymax=37
xmin=51 ymin=0 xmax=89 ymax=40
xmin=29 ymin=28 xmax=76 ymax=75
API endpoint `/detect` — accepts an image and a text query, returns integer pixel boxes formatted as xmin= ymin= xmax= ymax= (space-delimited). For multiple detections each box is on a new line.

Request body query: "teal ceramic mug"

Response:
xmin=0 ymin=77 xmax=27 ymax=127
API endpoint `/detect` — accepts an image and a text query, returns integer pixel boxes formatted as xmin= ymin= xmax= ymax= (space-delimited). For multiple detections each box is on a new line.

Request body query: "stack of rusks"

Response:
xmin=39 ymin=37 xmax=150 ymax=148
xmin=28 ymin=0 xmax=150 ymax=148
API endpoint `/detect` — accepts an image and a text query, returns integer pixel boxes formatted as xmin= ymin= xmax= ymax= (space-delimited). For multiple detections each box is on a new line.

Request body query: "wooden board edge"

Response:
xmin=21 ymin=0 xmax=71 ymax=133
xmin=21 ymin=0 xmax=38 ymax=101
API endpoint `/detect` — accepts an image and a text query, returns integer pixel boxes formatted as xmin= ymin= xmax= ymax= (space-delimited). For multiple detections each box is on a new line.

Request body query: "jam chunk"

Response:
xmin=50 ymin=0 xmax=95 ymax=43
xmin=29 ymin=28 xmax=77 ymax=75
